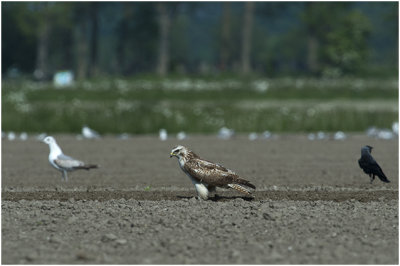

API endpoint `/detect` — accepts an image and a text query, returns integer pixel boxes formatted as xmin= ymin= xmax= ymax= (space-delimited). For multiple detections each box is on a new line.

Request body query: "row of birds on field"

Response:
xmin=42 ymin=134 xmax=390 ymax=200
xmin=2 ymin=122 xmax=399 ymax=142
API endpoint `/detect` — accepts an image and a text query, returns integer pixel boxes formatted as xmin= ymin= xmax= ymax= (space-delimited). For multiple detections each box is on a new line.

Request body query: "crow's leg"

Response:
xmin=369 ymin=174 xmax=375 ymax=184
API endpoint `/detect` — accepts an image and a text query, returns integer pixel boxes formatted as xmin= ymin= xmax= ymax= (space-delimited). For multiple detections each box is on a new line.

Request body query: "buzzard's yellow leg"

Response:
xmin=208 ymin=185 xmax=216 ymax=193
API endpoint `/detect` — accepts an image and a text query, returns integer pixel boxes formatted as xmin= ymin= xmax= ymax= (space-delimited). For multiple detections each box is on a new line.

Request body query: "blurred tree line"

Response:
xmin=2 ymin=2 xmax=398 ymax=80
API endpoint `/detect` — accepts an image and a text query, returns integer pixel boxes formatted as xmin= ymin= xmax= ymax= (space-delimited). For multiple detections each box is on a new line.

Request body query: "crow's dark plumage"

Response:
xmin=358 ymin=145 xmax=390 ymax=184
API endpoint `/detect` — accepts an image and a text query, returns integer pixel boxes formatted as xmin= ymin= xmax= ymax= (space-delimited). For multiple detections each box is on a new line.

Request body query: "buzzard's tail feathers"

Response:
xmin=228 ymin=184 xmax=252 ymax=194
xmin=244 ymin=181 xmax=256 ymax=189
xmin=235 ymin=178 xmax=256 ymax=189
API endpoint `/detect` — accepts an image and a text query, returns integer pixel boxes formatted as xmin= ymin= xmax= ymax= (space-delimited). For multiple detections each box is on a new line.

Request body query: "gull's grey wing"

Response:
xmin=54 ymin=154 xmax=85 ymax=170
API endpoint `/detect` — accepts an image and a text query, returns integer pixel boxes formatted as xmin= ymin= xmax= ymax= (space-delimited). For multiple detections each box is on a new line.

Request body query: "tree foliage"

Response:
xmin=1 ymin=2 xmax=397 ymax=78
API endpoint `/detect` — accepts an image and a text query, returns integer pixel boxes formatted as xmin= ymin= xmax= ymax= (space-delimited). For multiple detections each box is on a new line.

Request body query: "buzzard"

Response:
xmin=43 ymin=136 xmax=98 ymax=181
xmin=358 ymin=145 xmax=390 ymax=184
xmin=170 ymin=145 xmax=256 ymax=199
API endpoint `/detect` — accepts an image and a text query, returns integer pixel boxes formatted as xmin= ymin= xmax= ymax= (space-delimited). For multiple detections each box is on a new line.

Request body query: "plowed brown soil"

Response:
xmin=2 ymin=134 xmax=398 ymax=264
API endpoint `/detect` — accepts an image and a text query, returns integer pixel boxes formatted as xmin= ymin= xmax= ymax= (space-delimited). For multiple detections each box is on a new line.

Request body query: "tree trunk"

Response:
xmin=89 ymin=2 xmax=99 ymax=77
xmin=35 ymin=8 xmax=50 ymax=80
xmin=307 ymin=35 xmax=319 ymax=74
xmin=220 ymin=2 xmax=231 ymax=71
xmin=241 ymin=2 xmax=254 ymax=75
xmin=74 ymin=21 xmax=88 ymax=80
xmin=116 ymin=3 xmax=131 ymax=75
xmin=156 ymin=3 xmax=170 ymax=76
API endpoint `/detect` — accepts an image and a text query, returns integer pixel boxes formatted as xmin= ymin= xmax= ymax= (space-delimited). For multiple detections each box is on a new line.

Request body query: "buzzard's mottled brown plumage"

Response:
xmin=170 ymin=145 xmax=255 ymax=199
xmin=183 ymin=158 xmax=255 ymax=189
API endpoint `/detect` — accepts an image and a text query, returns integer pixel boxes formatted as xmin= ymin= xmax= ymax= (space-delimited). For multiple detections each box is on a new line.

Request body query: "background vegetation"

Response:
xmin=2 ymin=2 xmax=398 ymax=134
xmin=2 ymin=77 xmax=397 ymax=134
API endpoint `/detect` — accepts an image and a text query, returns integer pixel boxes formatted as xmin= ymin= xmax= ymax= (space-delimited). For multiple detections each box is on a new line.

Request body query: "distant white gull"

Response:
xmin=333 ymin=131 xmax=346 ymax=140
xmin=248 ymin=132 xmax=258 ymax=141
xmin=366 ymin=126 xmax=394 ymax=140
xmin=218 ymin=127 xmax=235 ymax=139
xmin=82 ymin=125 xmax=100 ymax=139
xmin=262 ymin=131 xmax=272 ymax=139
xmin=377 ymin=129 xmax=394 ymax=140
xmin=316 ymin=131 xmax=328 ymax=140
xmin=118 ymin=133 xmax=130 ymax=140
xmin=19 ymin=132 xmax=28 ymax=141
xmin=177 ymin=131 xmax=187 ymax=140
xmin=36 ymin=133 xmax=47 ymax=141
xmin=7 ymin=132 xmax=16 ymax=141
xmin=159 ymin=129 xmax=168 ymax=141
xmin=392 ymin=122 xmax=398 ymax=135
xmin=43 ymin=136 xmax=98 ymax=181
xmin=307 ymin=133 xmax=316 ymax=141
xmin=308 ymin=131 xmax=330 ymax=141
xmin=366 ymin=126 xmax=378 ymax=137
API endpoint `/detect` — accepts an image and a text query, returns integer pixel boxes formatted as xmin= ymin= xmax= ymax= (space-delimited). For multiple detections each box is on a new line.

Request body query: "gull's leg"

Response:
xmin=62 ymin=171 xmax=68 ymax=182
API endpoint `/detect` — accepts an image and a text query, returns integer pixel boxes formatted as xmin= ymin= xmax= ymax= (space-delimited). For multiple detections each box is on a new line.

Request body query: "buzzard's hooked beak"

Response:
xmin=170 ymin=152 xmax=175 ymax=158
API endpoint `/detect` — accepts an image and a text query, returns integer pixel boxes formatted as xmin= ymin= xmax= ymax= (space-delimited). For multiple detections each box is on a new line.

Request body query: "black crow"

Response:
xmin=358 ymin=145 xmax=390 ymax=184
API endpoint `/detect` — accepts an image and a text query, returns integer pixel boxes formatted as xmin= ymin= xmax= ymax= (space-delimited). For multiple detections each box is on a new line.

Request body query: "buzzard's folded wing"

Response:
xmin=184 ymin=159 xmax=246 ymax=187
xmin=199 ymin=159 xmax=231 ymax=172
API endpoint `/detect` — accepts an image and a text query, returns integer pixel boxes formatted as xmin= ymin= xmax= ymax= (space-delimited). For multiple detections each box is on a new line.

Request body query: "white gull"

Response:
xmin=43 ymin=136 xmax=98 ymax=181
xmin=159 ymin=129 xmax=168 ymax=141
xmin=82 ymin=126 xmax=100 ymax=139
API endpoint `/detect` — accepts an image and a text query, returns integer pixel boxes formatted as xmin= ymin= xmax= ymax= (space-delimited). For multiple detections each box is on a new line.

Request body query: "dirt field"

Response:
xmin=2 ymin=134 xmax=398 ymax=264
